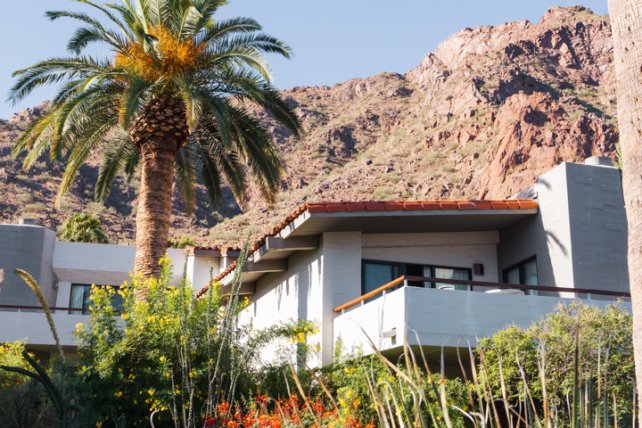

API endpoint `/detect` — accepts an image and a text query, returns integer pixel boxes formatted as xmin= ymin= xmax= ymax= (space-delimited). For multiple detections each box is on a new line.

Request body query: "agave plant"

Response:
xmin=9 ymin=0 xmax=301 ymax=290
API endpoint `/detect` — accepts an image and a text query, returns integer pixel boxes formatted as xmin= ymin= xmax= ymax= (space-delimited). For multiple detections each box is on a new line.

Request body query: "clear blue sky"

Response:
xmin=0 ymin=0 xmax=608 ymax=118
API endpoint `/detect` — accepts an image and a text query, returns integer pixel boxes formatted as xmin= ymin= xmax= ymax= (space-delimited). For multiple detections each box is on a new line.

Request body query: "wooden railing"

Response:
xmin=333 ymin=275 xmax=631 ymax=313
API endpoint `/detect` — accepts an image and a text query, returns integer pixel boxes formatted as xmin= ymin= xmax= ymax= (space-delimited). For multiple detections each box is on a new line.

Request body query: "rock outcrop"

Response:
xmin=0 ymin=6 xmax=620 ymax=245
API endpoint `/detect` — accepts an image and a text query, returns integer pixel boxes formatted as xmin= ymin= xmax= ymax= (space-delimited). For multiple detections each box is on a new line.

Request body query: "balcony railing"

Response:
xmin=333 ymin=275 xmax=631 ymax=313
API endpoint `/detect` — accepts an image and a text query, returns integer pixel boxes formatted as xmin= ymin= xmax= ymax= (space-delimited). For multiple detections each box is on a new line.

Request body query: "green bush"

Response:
xmin=72 ymin=257 xmax=295 ymax=427
xmin=0 ymin=343 xmax=57 ymax=427
xmin=167 ymin=235 xmax=196 ymax=249
xmin=59 ymin=212 xmax=109 ymax=244
xmin=478 ymin=303 xmax=634 ymax=426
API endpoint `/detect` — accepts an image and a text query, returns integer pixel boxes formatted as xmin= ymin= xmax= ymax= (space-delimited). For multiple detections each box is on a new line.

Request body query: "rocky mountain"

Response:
xmin=0 ymin=6 xmax=619 ymax=246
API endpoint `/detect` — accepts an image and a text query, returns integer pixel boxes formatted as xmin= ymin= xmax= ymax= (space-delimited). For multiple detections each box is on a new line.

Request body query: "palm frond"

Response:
xmin=175 ymin=145 xmax=197 ymax=211
xmin=196 ymin=17 xmax=262 ymax=46
xmin=95 ymin=130 xmax=137 ymax=201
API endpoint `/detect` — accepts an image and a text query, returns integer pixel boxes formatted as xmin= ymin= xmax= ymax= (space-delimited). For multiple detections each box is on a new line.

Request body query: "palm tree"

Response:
xmin=607 ymin=0 xmax=642 ymax=416
xmin=9 ymin=0 xmax=300 ymax=287
xmin=60 ymin=212 xmax=110 ymax=244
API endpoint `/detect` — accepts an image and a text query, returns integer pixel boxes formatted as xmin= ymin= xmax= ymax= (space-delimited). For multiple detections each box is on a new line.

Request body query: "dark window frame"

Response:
xmin=361 ymin=260 xmax=403 ymax=295
xmin=361 ymin=260 xmax=473 ymax=294
xmin=502 ymin=256 xmax=538 ymax=285
xmin=69 ymin=284 xmax=122 ymax=315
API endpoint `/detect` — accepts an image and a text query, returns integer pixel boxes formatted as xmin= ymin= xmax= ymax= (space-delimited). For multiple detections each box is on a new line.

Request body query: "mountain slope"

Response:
xmin=0 ymin=6 xmax=619 ymax=246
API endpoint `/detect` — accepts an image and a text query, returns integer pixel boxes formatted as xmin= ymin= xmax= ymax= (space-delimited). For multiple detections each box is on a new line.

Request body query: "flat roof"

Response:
xmin=195 ymin=200 xmax=538 ymax=297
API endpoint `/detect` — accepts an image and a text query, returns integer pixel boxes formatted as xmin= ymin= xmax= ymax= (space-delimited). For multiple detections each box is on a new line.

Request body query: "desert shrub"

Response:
xmin=478 ymin=303 xmax=634 ymax=426
xmin=168 ymin=235 xmax=196 ymax=249
xmin=72 ymin=258 xmax=297 ymax=427
xmin=59 ymin=212 xmax=109 ymax=244
xmin=0 ymin=343 xmax=57 ymax=427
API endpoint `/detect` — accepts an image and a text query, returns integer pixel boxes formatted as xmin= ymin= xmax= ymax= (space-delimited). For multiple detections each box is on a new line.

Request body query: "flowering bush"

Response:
xmin=204 ymin=395 xmax=375 ymax=428
xmin=73 ymin=257 xmax=296 ymax=427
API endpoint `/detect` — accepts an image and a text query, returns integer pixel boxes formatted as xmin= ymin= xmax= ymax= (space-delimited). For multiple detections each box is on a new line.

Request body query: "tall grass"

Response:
xmin=263 ymin=305 xmax=635 ymax=428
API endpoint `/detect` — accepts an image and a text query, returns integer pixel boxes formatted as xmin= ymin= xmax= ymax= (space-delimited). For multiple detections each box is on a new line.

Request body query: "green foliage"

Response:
xmin=323 ymin=348 xmax=469 ymax=427
xmin=10 ymin=0 xmax=301 ymax=209
xmin=478 ymin=303 xmax=634 ymax=426
xmin=167 ymin=235 xmax=196 ymax=249
xmin=0 ymin=343 xmax=58 ymax=427
xmin=59 ymin=212 xmax=109 ymax=244
xmin=73 ymin=257 xmax=294 ymax=427
xmin=0 ymin=343 xmax=30 ymax=386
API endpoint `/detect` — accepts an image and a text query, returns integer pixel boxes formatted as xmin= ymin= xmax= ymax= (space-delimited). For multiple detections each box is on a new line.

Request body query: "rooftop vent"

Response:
xmin=584 ymin=156 xmax=614 ymax=168
xmin=18 ymin=218 xmax=38 ymax=226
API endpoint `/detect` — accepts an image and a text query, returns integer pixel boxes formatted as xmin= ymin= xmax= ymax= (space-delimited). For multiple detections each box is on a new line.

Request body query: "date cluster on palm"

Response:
xmin=129 ymin=97 xmax=189 ymax=148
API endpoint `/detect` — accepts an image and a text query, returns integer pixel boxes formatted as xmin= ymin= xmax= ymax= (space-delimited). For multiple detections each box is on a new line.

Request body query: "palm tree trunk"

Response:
xmin=607 ymin=0 xmax=642 ymax=418
xmin=133 ymin=137 xmax=178 ymax=285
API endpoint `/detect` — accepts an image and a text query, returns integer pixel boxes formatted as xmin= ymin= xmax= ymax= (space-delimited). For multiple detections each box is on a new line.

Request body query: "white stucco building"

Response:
xmin=0 ymin=158 xmax=631 ymax=365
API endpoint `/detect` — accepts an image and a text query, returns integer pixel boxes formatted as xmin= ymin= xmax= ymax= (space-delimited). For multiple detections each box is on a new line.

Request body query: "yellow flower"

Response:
xmin=148 ymin=388 xmax=155 ymax=396
xmin=159 ymin=355 xmax=167 ymax=363
xmin=75 ymin=322 xmax=84 ymax=331
xmin=114 ymin=391 xmax=123 ymax=398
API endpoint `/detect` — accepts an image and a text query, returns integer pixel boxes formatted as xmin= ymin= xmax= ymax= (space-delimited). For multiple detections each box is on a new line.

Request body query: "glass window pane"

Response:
xmin=523 ymin=259 xmax=538 ymax=286
xmin=363 ymin=263 xmax=394 ymax=294
xmin=435 ymin=267 xmax=470 ymax=290
xmin=504 ymin=267 xmax=521 ymax=285
xmin=82 ymin=287 xmax=91 ymax=313
xmin=110 ymin=287 xmax=124 ymax=311
xmin=69 ymin=284 xmax=90 ymax=314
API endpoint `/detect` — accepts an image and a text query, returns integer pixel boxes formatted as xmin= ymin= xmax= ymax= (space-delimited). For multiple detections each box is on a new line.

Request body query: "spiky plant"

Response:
xmin=9 ymin=0 xmax=301 ymax=292
xmin=15 ymin=269 xmax=65 ymax=361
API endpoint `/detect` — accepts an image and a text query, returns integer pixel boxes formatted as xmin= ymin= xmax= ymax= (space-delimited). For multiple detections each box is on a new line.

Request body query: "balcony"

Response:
xmin=0 ymin=304 xmax=88 ymax=350
xmin=333 ymin=276 xmax=631 ymax=355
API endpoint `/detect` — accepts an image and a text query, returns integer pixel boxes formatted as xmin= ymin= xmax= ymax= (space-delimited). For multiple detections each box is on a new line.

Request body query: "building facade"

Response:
xmin=0 ymin=159 xmax=631 ymax=365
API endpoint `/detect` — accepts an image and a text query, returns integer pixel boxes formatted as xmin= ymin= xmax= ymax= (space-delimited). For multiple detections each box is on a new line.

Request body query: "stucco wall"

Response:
xmin=335 ymin=286 xmax=632 ymax=354
xmin=240 ymin=231 xmax=363 ymax=367
xmin=186 ymin=255 xmax=219 ymax=291
xmin=242 ymin=246 xmax=324 ymax=365
xmin=498 ymin=163 xmax=628 ymax=293
xmin=565 ymin=163 xmax=628 ymax=292
xmin=319 ymin=232 xmax=362 ymax=365
xmin=0 ymin=224 xmax=57 ymax=306
xmin=362 ymin=232 xmax=499 ymax=282
xmin=53 ymin=242 xmax=186 ymax=286
xmin=498 ymin=163 xmax=573 ymax=289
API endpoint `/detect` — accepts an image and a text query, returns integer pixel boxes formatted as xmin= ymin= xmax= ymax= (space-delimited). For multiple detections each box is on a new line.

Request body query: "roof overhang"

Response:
xmin=217 ymin=208 xmax=536 ymax=286
xmin=278 ymin=208 xmax=537 ymax=238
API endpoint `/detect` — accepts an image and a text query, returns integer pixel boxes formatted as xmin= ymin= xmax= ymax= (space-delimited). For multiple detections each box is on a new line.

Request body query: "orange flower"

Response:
xmin=114 ymin=25 xmax=205 ymax=82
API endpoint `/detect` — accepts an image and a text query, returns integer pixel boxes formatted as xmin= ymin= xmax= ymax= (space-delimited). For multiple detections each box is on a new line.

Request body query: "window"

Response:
xmin=69 ymin=284 xmax=91 ymax=314
xmin=431 ymin=266 xmax=472 ymax=290
xmin=362 ymin=261 xmax=401 ymax=294
xmin=361 ymin=260 xmax=472 ymax=294
xmin=69 ymin=284 xmax=122 ymax=315
xmin=503 ymin=257 xmax=538 ymax=293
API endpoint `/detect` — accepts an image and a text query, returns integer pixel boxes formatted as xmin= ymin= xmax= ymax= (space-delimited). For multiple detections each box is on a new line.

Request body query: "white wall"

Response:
xmin=499 ymin=164 xmax=574 ymax=291
xmin=52 ymin=243 xmax=188 ymax=314
xmin=334 ymin=288 xmax=406 ymax=355
xmin=241 ymin=247 xmax=324 ymax=366
xmin=239 ymin=231 xmax=363 ymax=367
xmin=335 ymin=287 xmax=631 ymax=354
xmin=319 ymin=232 xmax=362 ymax=365
xmin=362 ymin=232 xmax=499 ymax=282
xmin=186 ymin=255 xmax=219 ymax=291
xmin=0 ymin=309 xmax=87 ymax=347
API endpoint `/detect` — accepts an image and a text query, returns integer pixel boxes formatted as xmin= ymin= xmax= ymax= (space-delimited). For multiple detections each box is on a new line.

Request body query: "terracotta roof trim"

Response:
xmin=194 ymin=199 xmax=538 ymax=297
